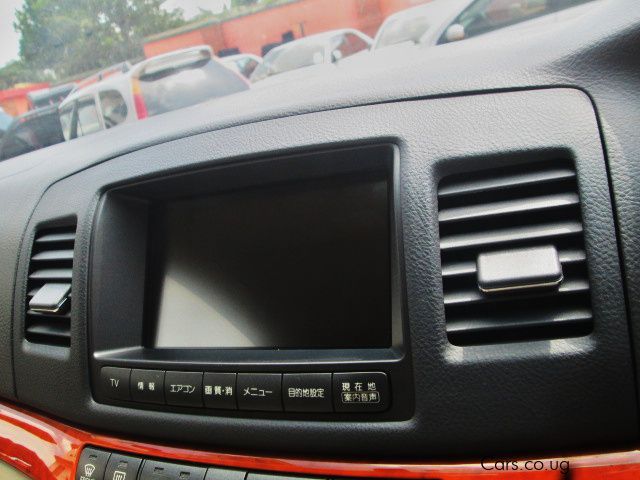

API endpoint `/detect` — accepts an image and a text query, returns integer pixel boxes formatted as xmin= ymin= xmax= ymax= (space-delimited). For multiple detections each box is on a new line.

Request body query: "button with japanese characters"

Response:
xmin=203 ymin=372 xmax=237 ymax=410
xmin=237 ymin=373 xmax=282 ymax=411
xmin=164 ymin=371 xmax=203 ymax=407
xmin=283 ymin=373 xmax=332 ymax=412
xmin=131 ymin=369 xmax=165 ymax=404
xmin=333 ymin=372 xmax=389 ymax=412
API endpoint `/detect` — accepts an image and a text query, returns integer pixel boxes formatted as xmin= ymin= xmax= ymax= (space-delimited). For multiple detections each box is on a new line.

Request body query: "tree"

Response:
xmin=14 ymin=0 xmax=186 ymax=79
xmin=233 ymin=0 xmax=260 ymax=6
xmin=0 ymin=59 xmax=51 ymax=90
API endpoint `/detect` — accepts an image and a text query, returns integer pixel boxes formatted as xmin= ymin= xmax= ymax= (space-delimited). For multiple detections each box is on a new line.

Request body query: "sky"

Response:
xmin=0 ymin=0 xmax=230 ymax=68
xmin=0 ymin=0 xmax=22 ymax=68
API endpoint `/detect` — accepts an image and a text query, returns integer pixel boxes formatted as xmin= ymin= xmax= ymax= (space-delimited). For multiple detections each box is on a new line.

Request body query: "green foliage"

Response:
xmin=0 ymin=59 xmax=51 ymax=90
xmin=232 ymin=0 xmax=260 ymax=6
xmin=0 ymin=0 xmax=293 ymax=88
xmin=12 ymin=0 xmax=186 ymax=79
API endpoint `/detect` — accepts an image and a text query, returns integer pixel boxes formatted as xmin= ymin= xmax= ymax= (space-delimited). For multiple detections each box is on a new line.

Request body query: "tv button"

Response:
xmin=237 ymin=373 xmax=282 ymax=411
xmin=100 ymin=366 xmax=131 ymax=401
xmin=283 ymin=373 xmax=332 ymax=412
xmin=165 ymin=371 xmax=203 ymax=407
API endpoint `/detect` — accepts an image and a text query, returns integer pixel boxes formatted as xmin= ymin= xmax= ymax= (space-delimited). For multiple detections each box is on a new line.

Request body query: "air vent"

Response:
xmin=438 ymin=160 xmax=593 ymax=345
xmin=25 ymin=226 xmax=76 ymax=346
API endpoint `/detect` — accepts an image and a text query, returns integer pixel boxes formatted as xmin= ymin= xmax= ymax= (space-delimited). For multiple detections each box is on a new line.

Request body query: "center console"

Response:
xmin=90 ymin=145 xmax=413 ymax=420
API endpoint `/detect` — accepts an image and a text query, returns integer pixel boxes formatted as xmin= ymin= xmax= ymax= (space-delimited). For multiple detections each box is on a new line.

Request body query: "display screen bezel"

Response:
xmin=89 ymin=144 xmax=411 ymax=420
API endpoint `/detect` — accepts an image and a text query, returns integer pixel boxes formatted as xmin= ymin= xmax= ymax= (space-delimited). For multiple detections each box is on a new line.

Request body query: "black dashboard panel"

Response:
xmin=0 ymin=0 xmax=639 ymax=460
xmin=5 ymin=88 xmax=637 ymax=457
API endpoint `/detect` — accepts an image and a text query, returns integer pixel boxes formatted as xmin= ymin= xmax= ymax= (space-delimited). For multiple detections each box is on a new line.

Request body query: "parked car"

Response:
xmin=250 ymin=29 xmax=373 ymax=83
xmin=436 ymin=0 xmax=600 ymax=44
xmin=0 ymin=107 xmax=11 ymax=141
xmin=58 ymin=46 xmax=249 ymax=140
xmin=74 ymin=61 xmax=132 ymax=91
xmin=27 ymin=83 xmax=75 ymax=110
xmin=372 ymin=0 xmax=473 ymax=51
xmin=0 ymin=105 xmax=64 ymax=160
xmin=220 ymin=53 xmax=263 ymax=80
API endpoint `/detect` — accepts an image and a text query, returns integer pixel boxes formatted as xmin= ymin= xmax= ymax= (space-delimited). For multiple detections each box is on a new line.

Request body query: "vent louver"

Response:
xmin=25 ymin=226 xmax=76 ymax=346
xmin=438 ymin=160 xmax=593 ymax=345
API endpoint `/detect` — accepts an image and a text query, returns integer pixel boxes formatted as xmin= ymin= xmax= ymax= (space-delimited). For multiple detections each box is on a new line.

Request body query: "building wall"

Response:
xmin=0 ymin=83 xmax=50 ymax=116
xmin=221 ymin=0 xmax=370 ymax=56
xmin=378 ymin=0 xmax=431 ymax=17
xmin=144 ymin=0 xmax=431 ymax=59
xmin=144 ymin=28 xmax=211 ymax=58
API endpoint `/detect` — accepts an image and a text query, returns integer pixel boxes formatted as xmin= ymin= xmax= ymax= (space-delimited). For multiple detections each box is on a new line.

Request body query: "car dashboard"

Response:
xmin=1 ymin=1 xmax=640 ymax=478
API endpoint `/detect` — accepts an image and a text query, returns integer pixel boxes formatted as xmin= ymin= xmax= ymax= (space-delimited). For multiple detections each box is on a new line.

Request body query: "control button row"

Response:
xmin=76 ymin=447 xmax=249 ymax=480
xmin=100 ymin=368 xmax=389 ymax=413
xmin=77 ymin=447 xmax=326 ymax=480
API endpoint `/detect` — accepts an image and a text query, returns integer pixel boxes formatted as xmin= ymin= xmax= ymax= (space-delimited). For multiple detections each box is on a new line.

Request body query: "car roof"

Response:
xmin=265 ymin=29 xmax=368 ymax=57
xmin=381 ymin=0 xmax=474 ymax=30
xmin=3 ymin=105 xmax=59 ymax=134
xmin=221 ymin=53 xmax=261 ymax=62
xmin=60 ymin=45 xmax=216 ymax=109
xmin=130 ymin=45 xmax=214 ymax=74
xmin=60 ymin=74 xmax=132 ymax=108
xmin=27 ymin=83 xmax=75 ymax=102
xmin=16 ymin=105 xmax=60 ymax=120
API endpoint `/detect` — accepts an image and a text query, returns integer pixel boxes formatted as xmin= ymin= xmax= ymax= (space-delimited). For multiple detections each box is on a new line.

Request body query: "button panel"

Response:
xmin=98 ymin=368 xmax=390 ymax=414
xmin=77 ymin=447 xmax=330 ymax=480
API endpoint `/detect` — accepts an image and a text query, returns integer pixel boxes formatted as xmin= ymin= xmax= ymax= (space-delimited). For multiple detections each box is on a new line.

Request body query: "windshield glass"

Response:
xmin=376 ymin=15 xmax=431 ymax=49
xmin=0 ymin=0 xmax=599 ymax=159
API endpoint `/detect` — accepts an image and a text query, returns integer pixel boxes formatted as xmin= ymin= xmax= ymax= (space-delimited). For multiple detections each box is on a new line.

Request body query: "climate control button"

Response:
xmin=165 ymin=371 xmax=203 ymax=407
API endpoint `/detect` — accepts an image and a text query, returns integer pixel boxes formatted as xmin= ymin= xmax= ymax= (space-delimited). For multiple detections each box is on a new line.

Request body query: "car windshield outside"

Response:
xmin=0 ymin=0 xmax=599 ymax=159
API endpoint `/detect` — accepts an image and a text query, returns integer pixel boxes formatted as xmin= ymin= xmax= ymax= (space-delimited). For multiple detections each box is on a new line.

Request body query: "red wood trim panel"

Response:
xmin=0 ymin=401 xmax=639 ymax=480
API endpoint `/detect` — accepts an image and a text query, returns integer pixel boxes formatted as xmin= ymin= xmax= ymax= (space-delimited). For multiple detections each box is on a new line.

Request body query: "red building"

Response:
xmin=144 ymin=0 xmax=430 ymax=58
xmin=0 ymin=83 xmax=50 ymax=117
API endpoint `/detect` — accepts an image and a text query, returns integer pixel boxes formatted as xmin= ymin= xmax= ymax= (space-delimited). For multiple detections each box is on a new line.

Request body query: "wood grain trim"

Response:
xmin=0 ymin=401 xmax=638 ymax=479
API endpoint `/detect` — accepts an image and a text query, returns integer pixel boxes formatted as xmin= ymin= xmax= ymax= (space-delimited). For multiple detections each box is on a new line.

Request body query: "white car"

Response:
xmin=220 ymin=53 xmax=263 ymax=80
xmin=435 ymin=0 xmax=603 ymax=45
xmin=58 ymin=46 xmax=248 ymax=140
xmin=373 ymin=0 xmax=474 ymax=51
xmin=249 ymin=29 xmax=373 ymax=84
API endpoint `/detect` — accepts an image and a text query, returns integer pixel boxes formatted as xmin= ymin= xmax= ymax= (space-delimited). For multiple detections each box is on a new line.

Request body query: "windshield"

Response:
xmin=375 ymin=14 xmax=431 ymax=50
xmin=0 ymin=0 xmax=599 ymax=158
